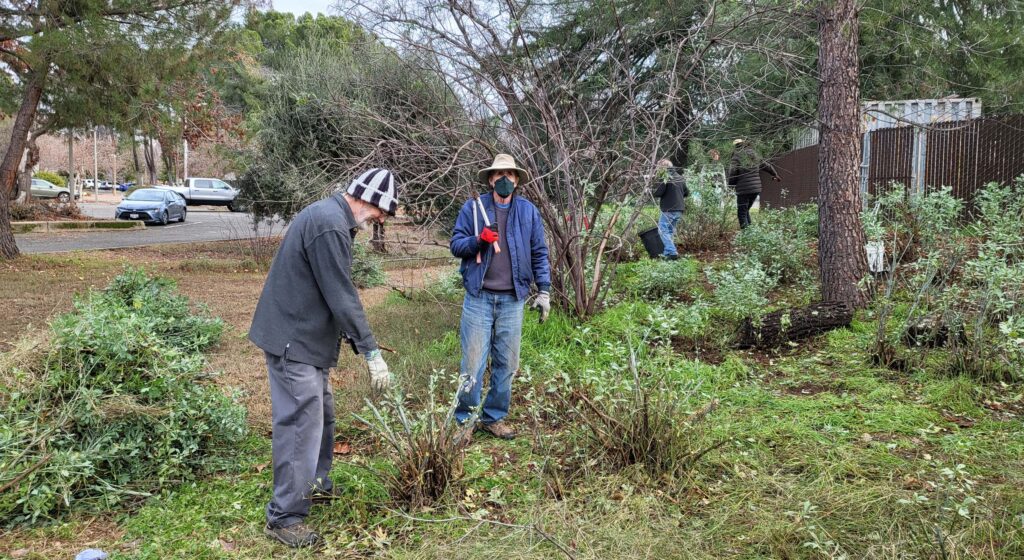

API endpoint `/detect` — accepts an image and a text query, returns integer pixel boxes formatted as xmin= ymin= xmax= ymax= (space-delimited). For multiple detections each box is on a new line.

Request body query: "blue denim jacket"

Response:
xmin=450 ymin=193 xmax=551 ymax=301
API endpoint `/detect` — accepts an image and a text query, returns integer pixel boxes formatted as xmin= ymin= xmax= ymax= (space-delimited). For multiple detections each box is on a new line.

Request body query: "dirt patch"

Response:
xmin=0 ymin=516 xmax=124 ymax=559
xmin=782 ymin=381 xmax=831 ymax=396
xmin=670 ymin=336 xmax=726 ymax=365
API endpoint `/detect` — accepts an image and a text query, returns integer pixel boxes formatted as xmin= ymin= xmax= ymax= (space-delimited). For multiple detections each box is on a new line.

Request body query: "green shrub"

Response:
xmin=865 ymin=179 xmax=1024 ymax=380
xmin=0 ymin=268 xmax=246 ymax=525
xmin=614 ymin=257 xmax=700 ymax=300
xmin=676 ymin=167 xmax=736 ymax=252
xmin=33 ymin=170 xmax=66 ymax=187
xmin=352 ymin=240 xmax=387 ymax=288
xmin=706 ymin=257 xmax=779 ymax=323
xmin=733 ymin=204 xmax=817 ymax=285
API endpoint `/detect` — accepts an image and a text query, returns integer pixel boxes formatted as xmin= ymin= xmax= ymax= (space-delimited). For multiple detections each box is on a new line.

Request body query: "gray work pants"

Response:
xmin=265 ymin=349 xmax=335 ymax=528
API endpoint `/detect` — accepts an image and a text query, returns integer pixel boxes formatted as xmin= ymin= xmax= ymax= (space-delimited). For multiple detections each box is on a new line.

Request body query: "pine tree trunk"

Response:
xmin=143 ymin=137 xmax=157 ymax=184
xmin=19 ymin=135 xmax=41 ymax=203
xmin=371 ymin=222 xmax=387 ymax=253
xmin=131 ymin=133 xmax=141 ymax=177
xmin=0 ymin=68 xmax=48 ymax=259
xmin=817 ymin=0 xmax=869 ymax=307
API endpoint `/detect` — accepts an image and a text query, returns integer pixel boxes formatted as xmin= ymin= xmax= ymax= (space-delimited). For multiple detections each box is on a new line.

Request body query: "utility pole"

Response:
xmin=112 ymin=132 xmax=118 ymax=189
xmin=183 ymin=138 xmax=189 ymax=182
xmin=67 ymin=130 xmax=75 ymax=202
xmin=93 ymin=127 xmax=98 ymax=201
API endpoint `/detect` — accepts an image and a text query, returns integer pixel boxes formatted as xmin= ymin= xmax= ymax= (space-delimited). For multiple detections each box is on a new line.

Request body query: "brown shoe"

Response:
xmin=479 ymin=421 xmax=516 ymax=440
xmin=264 ymin=522 xmax=324 ymax=549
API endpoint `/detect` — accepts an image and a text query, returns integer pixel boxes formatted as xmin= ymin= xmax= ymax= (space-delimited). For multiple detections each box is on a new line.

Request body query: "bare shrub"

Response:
xmin=355 ymin=376 xmax=475 ymax=510
xmin=571 ymin=343 xmax=723 ymax=479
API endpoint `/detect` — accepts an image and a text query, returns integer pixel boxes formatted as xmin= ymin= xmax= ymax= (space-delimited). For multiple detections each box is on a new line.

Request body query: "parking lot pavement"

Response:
xmin=16 ymin=203 xmax=287 ymax=254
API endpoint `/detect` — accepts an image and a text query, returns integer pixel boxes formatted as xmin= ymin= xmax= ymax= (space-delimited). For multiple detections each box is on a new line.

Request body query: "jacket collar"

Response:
xmin=331 ymin=192 xmax=359 ymax=236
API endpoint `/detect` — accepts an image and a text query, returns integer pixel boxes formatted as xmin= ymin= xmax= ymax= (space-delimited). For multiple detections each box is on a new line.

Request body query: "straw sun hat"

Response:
xmin=477 ymin=153 xmax=531 ymax=185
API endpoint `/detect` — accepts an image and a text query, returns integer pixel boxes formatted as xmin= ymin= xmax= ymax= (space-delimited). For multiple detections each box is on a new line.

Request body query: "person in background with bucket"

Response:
xmin=652 ymin=158 xmax=689 ymax=260
xmin=449 ymin=154 xmax=551 ymax=440
xmin=728 ymin=139 xmax=780 ymax=229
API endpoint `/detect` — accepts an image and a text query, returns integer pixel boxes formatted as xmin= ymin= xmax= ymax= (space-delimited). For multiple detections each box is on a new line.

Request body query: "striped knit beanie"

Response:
xmin=346 ymin=168 xmax=399 ymax=216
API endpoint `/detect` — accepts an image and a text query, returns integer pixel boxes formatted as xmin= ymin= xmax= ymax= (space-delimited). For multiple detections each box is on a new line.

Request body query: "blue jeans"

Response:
xmin=455 ymin=291 xmax=524 ymax=425
xmin=658 ymin=211 xmax=682 ymax=256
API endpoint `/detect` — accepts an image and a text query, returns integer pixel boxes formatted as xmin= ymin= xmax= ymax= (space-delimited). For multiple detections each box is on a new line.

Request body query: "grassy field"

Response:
xmin=1 ymin=234 xmax=1022 ymax=559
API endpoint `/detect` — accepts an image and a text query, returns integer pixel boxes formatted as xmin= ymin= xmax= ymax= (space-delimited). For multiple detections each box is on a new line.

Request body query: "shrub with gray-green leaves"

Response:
xmin=706 ymin=257 xmax=779 ymax=324
xmin=865 ymin=179 xmax=1024 ymax=380
xmin=733 ymin=204 xmax=817 ymax=285
xmin=676 ymin=166 xmax=736 ymax=252
xmin=0 ymin=269 xmax=246 ymax=525
xmin=614 ymin=257 xmax=700 ymax=300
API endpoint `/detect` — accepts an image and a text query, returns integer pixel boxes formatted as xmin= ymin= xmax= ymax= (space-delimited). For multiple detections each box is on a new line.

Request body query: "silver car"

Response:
xmin=30 ymin=178 xmax=77 ymax=202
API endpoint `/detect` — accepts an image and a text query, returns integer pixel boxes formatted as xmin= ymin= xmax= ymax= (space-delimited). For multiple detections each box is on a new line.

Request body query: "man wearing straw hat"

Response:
xmin=449 ymin=153 xmax=551 ymax=440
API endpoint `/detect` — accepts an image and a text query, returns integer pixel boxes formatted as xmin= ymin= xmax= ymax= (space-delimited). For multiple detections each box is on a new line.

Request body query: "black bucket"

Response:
xmin=638 ymin=227 xmax=664 ymax=258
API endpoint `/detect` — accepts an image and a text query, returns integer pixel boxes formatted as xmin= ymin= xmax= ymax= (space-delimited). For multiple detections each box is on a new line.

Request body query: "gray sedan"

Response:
xmin=115 ymin=189 xmax=187 ymax=225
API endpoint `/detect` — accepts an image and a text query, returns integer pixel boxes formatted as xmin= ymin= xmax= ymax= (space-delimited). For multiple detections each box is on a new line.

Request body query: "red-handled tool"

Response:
xmin=475 ymin=196 xmax=500 ymax=254
xmin=474 ymin=195 xmax=500 ymax=264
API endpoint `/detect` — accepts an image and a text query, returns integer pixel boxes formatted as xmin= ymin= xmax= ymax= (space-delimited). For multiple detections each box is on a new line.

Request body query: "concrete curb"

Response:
xmin=13 ymin=220 xmax=146 ymax=234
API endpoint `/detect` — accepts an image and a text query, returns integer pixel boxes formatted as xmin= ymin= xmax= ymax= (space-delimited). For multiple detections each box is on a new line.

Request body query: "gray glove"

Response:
xmin=365 ymin=349 xmax=391 ymax=392
xmin=531 ymin=291 xmax=551 ymax=323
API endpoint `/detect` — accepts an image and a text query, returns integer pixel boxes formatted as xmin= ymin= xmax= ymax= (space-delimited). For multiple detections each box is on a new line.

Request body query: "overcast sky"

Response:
xmin=269 ymin=0 xmax=336 ymax=16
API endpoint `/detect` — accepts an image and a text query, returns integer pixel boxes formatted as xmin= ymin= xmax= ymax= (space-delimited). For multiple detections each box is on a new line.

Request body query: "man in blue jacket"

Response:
xmin=450 ymin=154 xmax=551 ymax=440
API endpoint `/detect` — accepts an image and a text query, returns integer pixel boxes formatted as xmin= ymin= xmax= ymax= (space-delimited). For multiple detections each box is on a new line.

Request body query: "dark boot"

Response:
xmin=264 ymin=522 xmax=324 ymax=549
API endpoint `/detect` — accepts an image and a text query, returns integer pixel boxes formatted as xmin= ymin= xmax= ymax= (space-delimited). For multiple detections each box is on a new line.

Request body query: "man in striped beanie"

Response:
xmin=250 ymin=168 xmax=398 ymax=549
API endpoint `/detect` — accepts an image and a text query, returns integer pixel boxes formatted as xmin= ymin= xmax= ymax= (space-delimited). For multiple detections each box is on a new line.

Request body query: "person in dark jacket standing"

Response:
xmin=728 ymin=139 xmax=780 ymax=229
xmin=249 ymin=168 xmax=399 ymax=549
xmin=450 ymin=154 xmax=551 ymax=440
xmin=652 ymin=158 xmax=689 ymax=260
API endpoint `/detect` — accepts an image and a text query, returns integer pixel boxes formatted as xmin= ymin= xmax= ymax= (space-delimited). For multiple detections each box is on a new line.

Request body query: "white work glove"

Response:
xmin=531 ymin=291 xmax=551 ymax=323
xmin=365 ymin=349 xmax=391 ymax=392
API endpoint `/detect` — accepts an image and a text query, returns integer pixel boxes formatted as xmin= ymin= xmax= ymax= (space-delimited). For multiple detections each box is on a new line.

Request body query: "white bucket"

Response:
xmin=866 ymin=241 xmax=886 ymax=273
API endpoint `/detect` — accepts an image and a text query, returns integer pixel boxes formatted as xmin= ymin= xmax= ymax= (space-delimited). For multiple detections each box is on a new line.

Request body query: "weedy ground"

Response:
xmin=1 ymin=233 xmax=1022 ymax=559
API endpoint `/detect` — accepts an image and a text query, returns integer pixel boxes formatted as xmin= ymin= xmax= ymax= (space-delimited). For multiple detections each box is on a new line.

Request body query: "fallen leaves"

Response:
xmin=333 ymin=441 xmax=352 ymax=455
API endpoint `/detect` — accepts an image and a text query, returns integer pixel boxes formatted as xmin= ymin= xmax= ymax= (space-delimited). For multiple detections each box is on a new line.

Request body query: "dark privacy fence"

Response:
xmin=759 ymin=115 xmax=1024 ymax=208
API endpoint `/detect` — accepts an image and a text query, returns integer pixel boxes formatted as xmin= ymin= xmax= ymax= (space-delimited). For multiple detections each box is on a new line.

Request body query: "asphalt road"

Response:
xmin=15 ymin=201 xmax=288 ymax=254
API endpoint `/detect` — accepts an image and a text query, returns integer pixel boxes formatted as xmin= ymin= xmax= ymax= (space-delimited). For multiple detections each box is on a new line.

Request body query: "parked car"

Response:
xmin=116 ymin=181 xmax=136 ymax=192
xmin=30 ymin=178 xmax=78 ymax=202
xmin=82 ymin=179 xmax=113 ymax=190
xmin=115 ymin=188 xmax=187 ymax=225
xmin=159 ymin=178 xmax=240 ymax=210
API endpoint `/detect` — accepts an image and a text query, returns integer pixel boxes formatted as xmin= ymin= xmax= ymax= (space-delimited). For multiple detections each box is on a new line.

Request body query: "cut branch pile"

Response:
xmin=737 ymin=301 xmax=853 ymax=349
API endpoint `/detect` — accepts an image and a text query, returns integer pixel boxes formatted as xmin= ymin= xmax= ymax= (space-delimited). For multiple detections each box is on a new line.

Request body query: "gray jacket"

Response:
xmin=249 ymin=193 xmax=377 ymax=368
